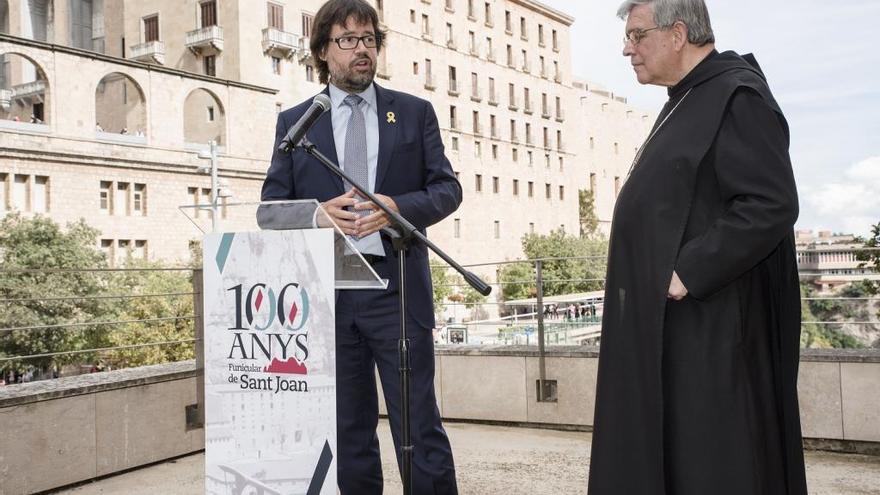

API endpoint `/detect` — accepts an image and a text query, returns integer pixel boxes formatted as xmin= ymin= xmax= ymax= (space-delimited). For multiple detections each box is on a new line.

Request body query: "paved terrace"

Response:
xmin=54 ymin=421 xmax=880 ymax=495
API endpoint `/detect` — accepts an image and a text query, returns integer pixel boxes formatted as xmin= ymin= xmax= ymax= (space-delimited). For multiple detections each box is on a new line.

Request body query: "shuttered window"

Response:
xmin=200 ymin=1 xmax=217 ymax=28
xmin=268 ymin=3 xmax=283 ymax=30
xmin=144 ymin=15 xmax=159 ymax=42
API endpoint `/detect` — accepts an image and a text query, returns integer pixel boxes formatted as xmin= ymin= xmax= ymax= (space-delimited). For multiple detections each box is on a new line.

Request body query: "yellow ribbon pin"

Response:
xmin=387 ymin=112 xmax=396 ymax=124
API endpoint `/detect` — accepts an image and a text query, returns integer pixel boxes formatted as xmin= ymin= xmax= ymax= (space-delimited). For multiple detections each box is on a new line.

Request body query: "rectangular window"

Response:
xmin=116 ymin=182 xmax=130 ymax=216
xmin=207 ymin=106 xmax=215 ymax=122
xmin=302 ymin=13 xmax=314 ymax=37
xmin=305 ymin=64 xmax=314 ymax=82
xmin=512 ymin=147 xmax=518 ymax=162
xmin=133 ymin=183 xmax=146 ymax=215
xmin=512 ymin=179 xmax=519 ymax=196
xmin=144 ymin=15 xmax=160 ymax=42
xmin=492 ymin=176 xmax=499 ymax=193
xmin=100 ymin=239 xmax=114 ymax=262
xmin=475 ymin=174 xmax=482 ymax=192
xmin=449 ymin=105 xmax=457 ymax=129
xmin=272 ymin=56 xmax=282 ymax=74
xmin=200 ymin=0 xmax=218 ymax=28
xmin=559 ymin=185 xmax=564 ymax=201
xmin=12 ymin=175 xmax=27 ymax=211
xmin=590 ymin=173 xmax=597 ymax=192
xmin=545 ymin=183 xmax=551 ymax=199
xmin=528 ymin=181 xmax=534 ymax=197
xmin=474 ymin=140 xmax=481 ymax=157
xmin=614 ymin=176 xmax=621 ymax=197
xmin=0 ymin=173 xmax=7 ymax=211
xmin=451 ymin=136 xmax=459 ymax=150
xmin=33 ymin=176 xmax=48 ymax=213
xmin=268 ymin=3 xmax=284 ymax=30
xmin=494 ymin=220 xmax=500 ymax=239
xmin=134 ymin=240 xmax=148 ymax=260
xmin=454 ymin=218 xmax=461 ymax=238
xmin=100 ymin=181 xmax=112 ymax=213
xmin=204 ymin=55 xmax=216 ymax=76
xmin=491 ymin=144 xmax=498 ymax=159
xmin=529 ymin=222 xmax=535 ymax=234
xmin=520 ymin=17 xmax=527 ymax=38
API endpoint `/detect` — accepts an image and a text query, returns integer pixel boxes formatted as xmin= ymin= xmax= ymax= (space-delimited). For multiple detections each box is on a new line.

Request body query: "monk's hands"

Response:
xmin=318 ymin=189 xmax=359 ymax=235
xmin=353 ymin=193 xmax=399 ymax=237
xmin=667 ymin=270 xmax=688 ymax=301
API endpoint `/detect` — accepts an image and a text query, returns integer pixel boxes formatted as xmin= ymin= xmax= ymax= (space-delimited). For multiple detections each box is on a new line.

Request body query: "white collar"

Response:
xmin=328 ymin=82 xmax=377 ymax=111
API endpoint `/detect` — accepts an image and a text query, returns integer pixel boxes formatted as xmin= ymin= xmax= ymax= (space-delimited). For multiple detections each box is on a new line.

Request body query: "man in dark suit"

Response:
xmin=260 ymin=1 xmax=461 ymax=493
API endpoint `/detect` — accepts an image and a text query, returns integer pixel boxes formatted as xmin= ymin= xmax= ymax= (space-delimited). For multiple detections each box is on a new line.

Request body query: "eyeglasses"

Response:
xmin=332 ymin=35 xmax=380 ymax=50
xmin=623 ymin=26 xmax=660 ymax=45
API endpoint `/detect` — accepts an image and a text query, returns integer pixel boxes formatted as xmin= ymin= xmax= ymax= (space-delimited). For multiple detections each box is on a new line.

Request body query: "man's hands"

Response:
xmin=354 ymin=193 xmax=399 ymax=237
xmin=667 ymin=270 xmax=688 ymax=301
xmin=318 ymin=188 xmax=399 ymax=238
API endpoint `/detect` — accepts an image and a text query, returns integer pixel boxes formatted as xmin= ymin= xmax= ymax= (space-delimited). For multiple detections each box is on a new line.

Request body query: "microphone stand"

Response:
xmin=295 ymin=137 xmax=490 ymax=495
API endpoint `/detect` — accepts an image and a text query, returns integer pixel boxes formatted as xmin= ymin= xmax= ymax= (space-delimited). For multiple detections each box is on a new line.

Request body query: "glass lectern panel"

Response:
xmin=180 ymin=200 xmax=387 ymax=290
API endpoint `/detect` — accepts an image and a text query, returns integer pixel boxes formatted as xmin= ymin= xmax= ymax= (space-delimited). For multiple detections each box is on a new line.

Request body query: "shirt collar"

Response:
xmin=328 ymin=82 xmax=377 ymax=111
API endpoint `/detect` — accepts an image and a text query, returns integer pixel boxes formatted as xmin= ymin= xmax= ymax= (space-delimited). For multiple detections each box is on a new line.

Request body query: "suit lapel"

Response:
xmin=309 ymin=86 xmax=344 ymax=193
xmin=374 ymin=84 xmax=398 ymax=192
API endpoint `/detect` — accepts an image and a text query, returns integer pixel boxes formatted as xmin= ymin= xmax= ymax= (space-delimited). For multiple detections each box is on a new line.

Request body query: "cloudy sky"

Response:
xmin=540 ymin=0 xmax=880 ymax=237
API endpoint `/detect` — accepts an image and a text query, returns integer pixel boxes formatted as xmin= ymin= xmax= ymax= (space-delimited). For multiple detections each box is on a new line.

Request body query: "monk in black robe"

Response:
xmin=588 ymin=1 xmax=809 ymax=494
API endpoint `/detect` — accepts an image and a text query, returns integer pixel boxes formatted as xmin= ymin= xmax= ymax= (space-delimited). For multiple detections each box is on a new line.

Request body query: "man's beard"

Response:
xmin=331 ymin=59 xmax=376 ymax=92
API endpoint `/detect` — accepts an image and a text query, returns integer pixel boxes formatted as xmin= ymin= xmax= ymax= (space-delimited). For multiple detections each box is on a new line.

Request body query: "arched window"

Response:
xmin=184 ymin=88 xmax=226 ymax=147
xmin=95 ymin=72 xmax=146 ymax=137
xmin=0 ymin=52 xmax=49 ymax=125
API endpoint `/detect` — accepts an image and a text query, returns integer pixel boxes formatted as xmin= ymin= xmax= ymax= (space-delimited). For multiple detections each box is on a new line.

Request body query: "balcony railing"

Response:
xmin=262 ymin=28 xmax=299 ymax=58
xmin=524 ymin=101 xmax=533 ymax=115
xmin=129 ymin=41 xmax=165 ymax=65
xmin=0 ymin=88 xmax=12 ymax=109
xmin=542 ymin=108 xmax=551 ymax=119
xmin=12 ymin=80 xmax=46 ymax=99
xmin=185 ymin=25 xmax=224 ymax=54
xmin=470 ymin=88 xmax=482 ymax=102
xmin=555 ymin=109 xmax=565 ymax=122
xmin=508 ymin=98 xmax=519 ymax=111
xmin=298 ymin=36 xmax=313 ymax=62
xmin=488 ymin=93 xmax=498 ymax=106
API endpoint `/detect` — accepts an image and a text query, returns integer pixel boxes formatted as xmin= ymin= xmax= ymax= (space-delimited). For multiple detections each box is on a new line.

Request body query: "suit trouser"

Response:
xmin=335 ymin=259 xmax=458 ymax=495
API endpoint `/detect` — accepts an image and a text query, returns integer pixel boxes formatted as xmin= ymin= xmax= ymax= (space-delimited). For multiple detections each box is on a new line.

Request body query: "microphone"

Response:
xmin=278 ymin=94 xmax=332 ymax=153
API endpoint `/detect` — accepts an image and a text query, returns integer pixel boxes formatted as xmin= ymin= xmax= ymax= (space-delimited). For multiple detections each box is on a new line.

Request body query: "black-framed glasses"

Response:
xmin=332 ymin=35 xmax=380 ymax=50
xmin=624 ymin=26 xmax=660 ymax=45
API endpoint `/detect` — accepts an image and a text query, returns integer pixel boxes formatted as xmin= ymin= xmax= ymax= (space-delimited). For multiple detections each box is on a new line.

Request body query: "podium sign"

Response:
xmin=203 ymin=229 xmax=337 ymax=495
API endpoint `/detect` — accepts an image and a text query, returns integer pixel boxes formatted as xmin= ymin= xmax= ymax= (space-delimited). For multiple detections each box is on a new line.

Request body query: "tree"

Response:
xmin=0 ymin=214 xmax=112 ymax=374
xmin=430 ymin=261 xmax=454 ymax=322
xmin=855 ymin=221 xmax=880 ymax=296
xmin=498 ymin=228 xmax=608 ymax=302
xmin=103 ymin=259 xmax=196 ymax=368
xmin=579 ymin=189 xmax=600 ymax=238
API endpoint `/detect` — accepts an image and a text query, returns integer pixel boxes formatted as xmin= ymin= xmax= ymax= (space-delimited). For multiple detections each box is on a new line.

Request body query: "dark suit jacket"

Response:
xmin=261 ymin=84 xmax=462 ymax=329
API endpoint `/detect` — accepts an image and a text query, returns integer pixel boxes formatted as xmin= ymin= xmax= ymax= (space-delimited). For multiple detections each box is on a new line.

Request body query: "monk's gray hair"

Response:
xmin=617 ymin=0 xmax=715 ymax=46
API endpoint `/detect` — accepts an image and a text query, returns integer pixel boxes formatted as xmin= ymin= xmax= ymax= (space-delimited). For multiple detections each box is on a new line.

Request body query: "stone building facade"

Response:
xmin=1 ymin=0 xmax=652 ymax=267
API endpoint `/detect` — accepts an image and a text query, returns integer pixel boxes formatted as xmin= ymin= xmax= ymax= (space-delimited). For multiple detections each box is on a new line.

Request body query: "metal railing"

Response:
xmin=0 ymin=267 xmax=200 ymax=385
xmin=2 ymin=252 xmax=877 ymax=393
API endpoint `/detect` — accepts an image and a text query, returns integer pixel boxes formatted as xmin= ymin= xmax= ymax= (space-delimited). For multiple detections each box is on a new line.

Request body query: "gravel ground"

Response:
xmin=54 ymin=422 xmax=880 ymax=495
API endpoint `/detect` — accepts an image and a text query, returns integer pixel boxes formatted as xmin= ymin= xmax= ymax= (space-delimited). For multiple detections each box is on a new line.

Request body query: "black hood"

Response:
xmin=669 ymin=50 xmax=767 ymax=99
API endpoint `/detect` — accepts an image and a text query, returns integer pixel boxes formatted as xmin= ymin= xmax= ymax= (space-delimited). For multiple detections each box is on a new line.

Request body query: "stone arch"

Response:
xmin=94 ymin=71 xmax=146 ymax=135
xmin=0 ymin=50 xmax=50 ymax=124
xmin=183 ymin=87 xmax=226 ymax=146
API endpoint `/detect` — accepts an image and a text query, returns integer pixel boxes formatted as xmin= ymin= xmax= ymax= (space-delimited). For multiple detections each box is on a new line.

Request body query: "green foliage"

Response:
xmin=103 ymin=260 xmax=195 ymax=368
xmin=800 ymin=282 xmax=864 ymax=349
xmin=0 ymin=214 xmax=112 ymax=373
xmin=0 ymin=214 xmax=195 ymax=376
xmin=854 ymin=222 xmax=880 ymax=296
xmin=578 ymin=189 xmax=600 ymax=238
xmin=498 ymin=228 xmax=608 ymax=302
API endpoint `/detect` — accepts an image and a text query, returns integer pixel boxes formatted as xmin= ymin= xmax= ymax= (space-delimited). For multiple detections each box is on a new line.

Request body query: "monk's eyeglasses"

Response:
xmin=624 ymin=26 xmax=660 ymax=45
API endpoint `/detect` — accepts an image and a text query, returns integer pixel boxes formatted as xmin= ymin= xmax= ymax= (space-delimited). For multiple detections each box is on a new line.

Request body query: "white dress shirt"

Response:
xmin=328 ymin=83 xmax=384 ymax=257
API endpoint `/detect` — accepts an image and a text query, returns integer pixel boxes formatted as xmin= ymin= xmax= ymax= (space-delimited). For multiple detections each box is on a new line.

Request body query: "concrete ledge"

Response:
xmin=2 ymin=349 xmax=879 ymax=493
